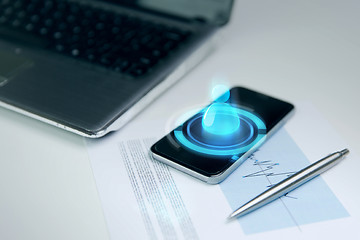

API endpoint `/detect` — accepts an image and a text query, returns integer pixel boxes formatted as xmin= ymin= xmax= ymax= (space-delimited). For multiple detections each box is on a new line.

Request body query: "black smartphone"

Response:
xmin=150 ymin=86 xmax=294 ymax=184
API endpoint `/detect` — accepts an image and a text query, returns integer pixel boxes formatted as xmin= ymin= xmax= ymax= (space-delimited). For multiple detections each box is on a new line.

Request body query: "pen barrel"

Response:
xmin=281 ymin=151 xmax=345 ymax=192
xmin=229 ymin=149 xmax=348 ymax=218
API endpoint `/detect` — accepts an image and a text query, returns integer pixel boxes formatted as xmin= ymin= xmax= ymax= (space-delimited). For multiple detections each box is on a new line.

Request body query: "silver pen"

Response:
xmin=228 ymin=148 xmax=350 ymax=219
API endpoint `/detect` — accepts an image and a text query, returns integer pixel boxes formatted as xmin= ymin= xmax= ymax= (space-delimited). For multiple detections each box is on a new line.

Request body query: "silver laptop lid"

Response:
xmin=0 ymin=0 xmax=234 ymax=138
xmin=95 ymin=0 xmax=234 ymax=25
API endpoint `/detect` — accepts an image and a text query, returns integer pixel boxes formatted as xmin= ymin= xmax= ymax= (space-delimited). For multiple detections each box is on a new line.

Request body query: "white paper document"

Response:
xmin=86 ymin=102 xmax=360 ymax=240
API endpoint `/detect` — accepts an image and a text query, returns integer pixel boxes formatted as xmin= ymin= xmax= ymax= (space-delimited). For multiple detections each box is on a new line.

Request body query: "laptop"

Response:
xmin=0 ymin=0 xmax=233 ymax=138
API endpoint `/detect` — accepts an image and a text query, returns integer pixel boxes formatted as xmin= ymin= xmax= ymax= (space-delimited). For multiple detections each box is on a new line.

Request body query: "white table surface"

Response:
xmin=1 ymin=1 xmax=359 ymax=239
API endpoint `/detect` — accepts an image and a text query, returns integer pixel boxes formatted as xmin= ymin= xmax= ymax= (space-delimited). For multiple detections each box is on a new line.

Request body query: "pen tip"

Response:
xmin=228 ymin=210 xmax=244 ymax=220
xmin=227 ymin=214 xmax=235 ymax=221
xmin=340 ymin=149 xmax=350 ymax=156
xmin=227 ymin=211 xmax=238 ymax=220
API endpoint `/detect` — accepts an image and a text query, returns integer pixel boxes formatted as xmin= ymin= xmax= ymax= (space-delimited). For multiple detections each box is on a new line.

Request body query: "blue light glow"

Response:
xmin=190 ymin=115 xmax=255 ymax=148
xmin=202 ymin=103 xmax=240 ymax=135
xmin=174 ymin=107 xmax=267 ymax=156
xmin=203 ymin=85 xmax=241 ymax=136
xmin=174 ymin=128 xmax=265 ymax=156
xmin=211 ymin=84 xmax=230 ymax=103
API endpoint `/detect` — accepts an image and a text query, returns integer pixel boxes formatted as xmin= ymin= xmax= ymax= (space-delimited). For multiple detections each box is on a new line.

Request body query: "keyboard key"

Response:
xmin=0 ymin=0 xmax=192 ymax=77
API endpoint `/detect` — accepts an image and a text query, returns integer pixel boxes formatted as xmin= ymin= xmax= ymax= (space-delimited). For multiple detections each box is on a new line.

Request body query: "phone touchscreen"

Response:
xmin=151 ymin=87 xmax=294 ymax=180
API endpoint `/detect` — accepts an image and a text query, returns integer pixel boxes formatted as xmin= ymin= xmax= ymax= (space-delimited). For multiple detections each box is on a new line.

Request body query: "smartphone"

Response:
xmin=150 ymin=86 xmax=294 ymax=184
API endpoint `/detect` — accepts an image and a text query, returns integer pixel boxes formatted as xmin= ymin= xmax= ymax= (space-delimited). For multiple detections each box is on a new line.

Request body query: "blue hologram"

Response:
xmin=203 ymin=85 xmax=240 ymax=136
xmin=173 ymin=85 xmax=267 ymax=156
xmin=189 ymin=115 xmax=255 ymax=149
xmin=174 ymin=107 xmax=267 ymax=156
xmin=174 ymin=129 xmax=266 ymax=156
xmin=202 ymin=103 xmax=240 ymax=136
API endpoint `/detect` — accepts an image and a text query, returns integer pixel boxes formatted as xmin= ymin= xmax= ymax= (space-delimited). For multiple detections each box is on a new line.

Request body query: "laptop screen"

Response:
xmin=103 ymin=0 xmax=234 ymax=25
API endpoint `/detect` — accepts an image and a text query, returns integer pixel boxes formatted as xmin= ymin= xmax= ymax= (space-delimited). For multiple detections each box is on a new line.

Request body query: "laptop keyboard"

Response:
xmin=0 ymin=0 xmax=191 ymax=77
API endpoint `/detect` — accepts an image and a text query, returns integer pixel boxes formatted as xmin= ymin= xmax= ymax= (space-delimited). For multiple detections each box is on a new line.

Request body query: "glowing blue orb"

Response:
xmin=202 ymin=103 xmax=240 ymax=135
